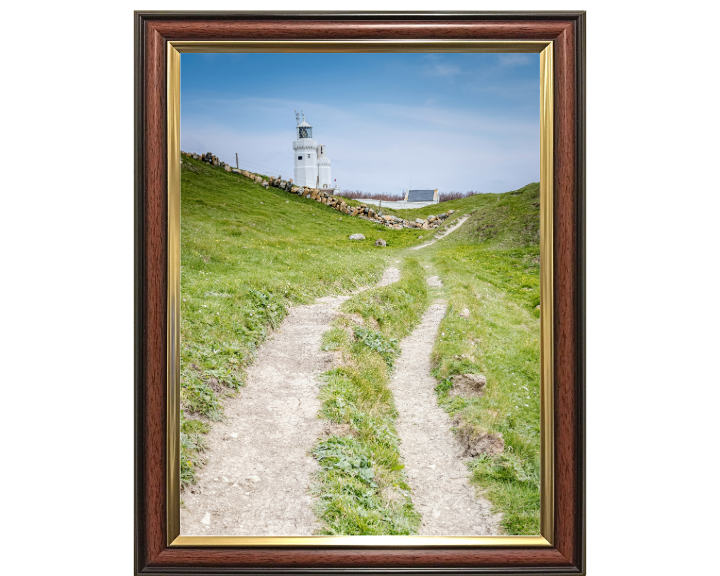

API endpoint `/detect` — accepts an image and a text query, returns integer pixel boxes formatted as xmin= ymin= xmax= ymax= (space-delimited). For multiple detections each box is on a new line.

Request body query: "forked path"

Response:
xmin=180 ymin=266 xmax=400 ymax=536
xmin=391 ymin=300 xmax=502 ymax=535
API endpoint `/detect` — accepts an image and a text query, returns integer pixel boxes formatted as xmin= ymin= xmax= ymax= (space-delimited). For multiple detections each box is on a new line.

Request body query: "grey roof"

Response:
xmin=407 ymin=189 xmax=435 ymax=202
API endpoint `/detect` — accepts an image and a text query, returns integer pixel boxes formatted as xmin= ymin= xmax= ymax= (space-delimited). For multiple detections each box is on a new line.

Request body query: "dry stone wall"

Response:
xmin=182 ymin=151 xmax=455 ymax=230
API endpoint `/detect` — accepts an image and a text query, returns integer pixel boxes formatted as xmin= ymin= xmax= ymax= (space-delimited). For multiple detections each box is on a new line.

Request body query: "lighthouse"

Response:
xmin=293 ymin=111 xmax=334 ymax=189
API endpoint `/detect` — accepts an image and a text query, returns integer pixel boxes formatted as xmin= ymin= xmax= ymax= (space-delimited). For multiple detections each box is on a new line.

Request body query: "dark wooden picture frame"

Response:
xmin=135 ymin=11 xmax=585 ymax=575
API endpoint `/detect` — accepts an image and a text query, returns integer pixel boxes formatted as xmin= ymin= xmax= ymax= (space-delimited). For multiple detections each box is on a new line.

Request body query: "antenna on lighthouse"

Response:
xmin=294 ymin=110 xmax=301 ymax=124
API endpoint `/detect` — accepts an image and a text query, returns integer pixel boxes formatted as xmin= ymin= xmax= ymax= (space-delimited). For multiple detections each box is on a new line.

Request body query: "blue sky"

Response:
xmin=181 ymin=52 xmax=539 ymax=195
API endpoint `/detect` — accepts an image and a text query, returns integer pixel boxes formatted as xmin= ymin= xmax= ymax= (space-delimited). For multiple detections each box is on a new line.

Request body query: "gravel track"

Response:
xmin=390 ymin=300 xmax=502 ymax=535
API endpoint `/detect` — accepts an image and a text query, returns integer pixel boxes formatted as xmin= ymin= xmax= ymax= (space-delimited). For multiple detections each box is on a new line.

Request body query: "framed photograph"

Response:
xmin=135 ymin=11 xmax=585 ymax=574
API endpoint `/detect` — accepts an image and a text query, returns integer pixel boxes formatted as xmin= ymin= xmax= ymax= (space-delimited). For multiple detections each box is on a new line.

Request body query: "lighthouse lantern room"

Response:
xmin=293 ymin=111 xmax=335 ymax=189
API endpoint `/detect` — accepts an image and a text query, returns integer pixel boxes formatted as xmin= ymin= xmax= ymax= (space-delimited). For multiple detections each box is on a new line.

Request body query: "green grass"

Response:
xmin=421 ymin=183 xmax=542 ymax=535
xmin=179 ymin=155 xmax=427 ymax=485
xmin=179 ymin=154 xmax=542 ymax=535
xmin=312 ymin=258 xmax=430 ymax=534
xmin=180 ymin=413 xmax=210 ymax=486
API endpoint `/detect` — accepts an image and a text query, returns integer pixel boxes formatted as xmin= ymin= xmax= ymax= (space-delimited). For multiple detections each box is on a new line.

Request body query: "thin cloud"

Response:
xmin=497 ymin=54 xmax=533 ymax=67
xmin=422 ymin=55 xmax=462 ymax=77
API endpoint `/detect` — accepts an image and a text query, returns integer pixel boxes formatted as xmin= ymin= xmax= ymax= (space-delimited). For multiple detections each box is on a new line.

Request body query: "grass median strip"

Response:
xmin=312 ymin=258 xmax=429 ymax=534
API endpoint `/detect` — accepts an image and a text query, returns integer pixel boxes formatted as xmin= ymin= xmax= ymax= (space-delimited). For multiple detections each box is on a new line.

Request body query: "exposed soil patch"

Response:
xmin=454 ymin=420 xmax=506 ymax=458
xmin=390 ymin=301 xmax=501 ymax=535
xmin=448 ymin=373 xmax=487 ymax=398
xmin=320 ymin=422 xmax=356 ymax=439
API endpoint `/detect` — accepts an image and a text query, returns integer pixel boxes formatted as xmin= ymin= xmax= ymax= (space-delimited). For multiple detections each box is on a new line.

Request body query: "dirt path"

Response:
xmin=391 ymin=299 xmax=502 ymax=535
xmin=376 ymin=265 xmax=401 ymax=287
xmin=180 ymin=267 xmax=400 ymax=536
xmin=410 ymin=215 xmax=469 ymax=251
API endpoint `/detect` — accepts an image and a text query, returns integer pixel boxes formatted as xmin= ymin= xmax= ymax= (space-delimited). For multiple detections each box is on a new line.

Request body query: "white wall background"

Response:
xmin=2 ymin=2 xmax=718 ymax=575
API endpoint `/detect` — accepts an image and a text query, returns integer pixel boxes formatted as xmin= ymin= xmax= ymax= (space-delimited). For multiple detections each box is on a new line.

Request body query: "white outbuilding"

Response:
xmin=293 ymin=111 xmax=336 ymax=189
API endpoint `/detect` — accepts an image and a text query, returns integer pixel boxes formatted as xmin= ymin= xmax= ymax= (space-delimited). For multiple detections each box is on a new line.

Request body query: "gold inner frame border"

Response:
xmin=166 ymin=40 xmax=554 ymax=548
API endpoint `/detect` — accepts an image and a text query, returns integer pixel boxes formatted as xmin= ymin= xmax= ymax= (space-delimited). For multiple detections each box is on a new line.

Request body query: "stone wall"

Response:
xmin=181 ymin=151 xmax=454 ymax=230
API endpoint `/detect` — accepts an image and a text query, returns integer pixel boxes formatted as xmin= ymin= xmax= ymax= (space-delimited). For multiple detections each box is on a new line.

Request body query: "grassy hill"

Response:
xmin=339 ymin=183 xmax=538 ymax=243
xmin=179 ymin=155 xmax=542 ymax=535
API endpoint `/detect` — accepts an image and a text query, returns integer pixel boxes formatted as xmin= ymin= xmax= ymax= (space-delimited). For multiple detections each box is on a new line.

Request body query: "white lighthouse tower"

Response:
xmin=317 ymin=144 xmax=332 ymax=189
xmin=293 ymin=111 xmax=334 ymax=189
